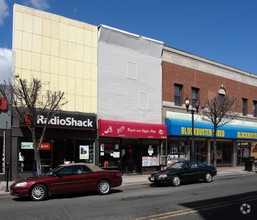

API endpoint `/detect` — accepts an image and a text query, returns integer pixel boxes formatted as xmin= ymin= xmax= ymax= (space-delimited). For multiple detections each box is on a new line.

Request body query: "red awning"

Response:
xmin=98 ymin=119 xmax=167 ymax=139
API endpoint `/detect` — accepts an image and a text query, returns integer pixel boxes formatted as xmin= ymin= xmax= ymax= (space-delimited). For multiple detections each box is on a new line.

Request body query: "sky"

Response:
xmin=0 ymin=0 xmax=257 ymax=83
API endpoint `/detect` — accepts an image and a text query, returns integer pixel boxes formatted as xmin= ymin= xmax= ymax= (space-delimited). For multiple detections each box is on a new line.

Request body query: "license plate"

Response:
xmin=151 ymin=177 xmax=154 ymax=181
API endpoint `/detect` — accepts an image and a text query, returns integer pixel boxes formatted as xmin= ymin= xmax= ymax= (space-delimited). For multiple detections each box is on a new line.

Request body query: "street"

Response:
xmin=0 ymin=175 xmax=256 ymax=220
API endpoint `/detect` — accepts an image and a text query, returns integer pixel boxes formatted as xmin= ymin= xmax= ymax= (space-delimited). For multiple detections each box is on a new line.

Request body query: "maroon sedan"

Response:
xmin=10 ymin=163 xmax=122 ymax=201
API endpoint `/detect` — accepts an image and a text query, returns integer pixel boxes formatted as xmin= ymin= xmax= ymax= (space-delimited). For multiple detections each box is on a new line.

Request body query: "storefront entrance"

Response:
xmin=121 ymin=139 xmax=142 ymax=174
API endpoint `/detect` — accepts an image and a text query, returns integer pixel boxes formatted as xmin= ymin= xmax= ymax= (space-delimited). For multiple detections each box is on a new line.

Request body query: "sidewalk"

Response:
xmin=1 ymin=166 xmax=256 ymax=195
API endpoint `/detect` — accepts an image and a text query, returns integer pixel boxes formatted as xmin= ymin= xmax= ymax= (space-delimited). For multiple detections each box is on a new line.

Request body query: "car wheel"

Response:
xmin=97 ymin=180 xmax=111 ymax=195
xmin=172 ymin=175 xmax=181 ymax=186
xmin=205 ymin=172 xmax=212 ymax=183
xmin=30 ymin=184 xmax=48 ymax=201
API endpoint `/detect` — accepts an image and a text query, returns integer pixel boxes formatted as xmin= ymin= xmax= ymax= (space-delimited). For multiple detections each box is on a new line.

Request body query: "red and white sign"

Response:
xmin=0 ymin=97 xmax=7 ymax=111
xmin=98 ymin=120 xmax=167 ymax=139
xmin=37 ymin=143 xmax=51 ymax=150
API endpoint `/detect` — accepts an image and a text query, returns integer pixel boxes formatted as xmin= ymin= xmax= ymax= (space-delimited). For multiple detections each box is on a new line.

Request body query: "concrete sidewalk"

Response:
xmin=1 ymin=166 xmax=256 ymax=195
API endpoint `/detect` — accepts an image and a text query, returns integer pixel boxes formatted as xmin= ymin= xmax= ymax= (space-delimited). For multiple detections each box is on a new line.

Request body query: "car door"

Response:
xmin=185 ymin=161 xmax=202 ymax=181
xmin=50 ymin=165 xmax=85 ymax=194
xmin=197 ymin=161 xmax=209 ymax=179
xmin=79 ymin=165 xmax=101 ymax=191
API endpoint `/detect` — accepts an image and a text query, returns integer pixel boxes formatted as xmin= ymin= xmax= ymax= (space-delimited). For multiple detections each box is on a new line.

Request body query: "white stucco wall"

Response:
xmin=98 ymin=25 xmax=163 ymax=124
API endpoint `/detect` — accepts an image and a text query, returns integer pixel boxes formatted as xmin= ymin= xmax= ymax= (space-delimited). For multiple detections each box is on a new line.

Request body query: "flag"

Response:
xmin=198 ymin=105 xmax=205 ymax=114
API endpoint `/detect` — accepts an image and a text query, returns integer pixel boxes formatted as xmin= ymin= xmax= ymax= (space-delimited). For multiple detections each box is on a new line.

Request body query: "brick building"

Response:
xmin=162 ymin=45 xmax=257 ymax=167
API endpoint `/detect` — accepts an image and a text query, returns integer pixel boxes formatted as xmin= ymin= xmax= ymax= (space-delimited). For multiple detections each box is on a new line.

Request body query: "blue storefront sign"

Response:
xmin=165 ymin=118 xmax=257 ymax=140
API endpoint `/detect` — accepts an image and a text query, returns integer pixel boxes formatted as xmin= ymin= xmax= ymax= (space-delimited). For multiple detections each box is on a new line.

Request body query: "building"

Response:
xmin=162 ymin=46 xmax=257 ymax=167
xmin=11 ymin=4 xmax=98 ymax=180
xmin=97 ymin=25 xmax=166 ymax=173
xmin=0 ymin=86 xmax=11 ymax=181
xmin=8 ymin=4 xmax=257 ymax=180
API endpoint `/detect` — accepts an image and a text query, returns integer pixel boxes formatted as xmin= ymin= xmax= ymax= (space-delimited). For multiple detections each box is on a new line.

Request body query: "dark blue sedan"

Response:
xmin=149 ymin=161 xmax=217 ymax=186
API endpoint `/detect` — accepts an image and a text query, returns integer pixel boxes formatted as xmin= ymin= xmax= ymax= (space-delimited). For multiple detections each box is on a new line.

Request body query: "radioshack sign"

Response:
xmin=37 ymin=113 xmax=96 ymax=129
xmin=22 ymin=112 xmax=96 ymax=129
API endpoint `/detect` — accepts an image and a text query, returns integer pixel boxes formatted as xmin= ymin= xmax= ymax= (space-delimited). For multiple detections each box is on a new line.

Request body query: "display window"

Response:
xmin=142 ymin=140 xmax=160 ymax=167
xmin=19 ymin=138 xmax=95 ymax=174
xmin=99 ymin=143 xmax=120 ymax=169
xmin=167 ymin=138 xmax=189 ymax=165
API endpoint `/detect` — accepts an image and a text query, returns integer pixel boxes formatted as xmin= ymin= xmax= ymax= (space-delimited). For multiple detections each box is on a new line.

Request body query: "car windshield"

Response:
xmin=45 ymin=166 xmax=63 ymax=176
xmin=168 ymin=162 xmax=185 ymax=169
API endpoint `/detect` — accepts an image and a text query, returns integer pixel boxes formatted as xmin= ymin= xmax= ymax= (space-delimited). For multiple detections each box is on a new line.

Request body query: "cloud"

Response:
xmin=0 ymin=0 xmax=9 ymax=26
xmin=0 ymin=48 xmax=12 ymax=84
xmin=23 ymin=0 xmax=50 ymax=10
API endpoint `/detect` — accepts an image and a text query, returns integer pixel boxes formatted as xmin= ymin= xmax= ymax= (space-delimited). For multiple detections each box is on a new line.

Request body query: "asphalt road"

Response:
xmin=0 ymin=175 xmax=257 ymax=220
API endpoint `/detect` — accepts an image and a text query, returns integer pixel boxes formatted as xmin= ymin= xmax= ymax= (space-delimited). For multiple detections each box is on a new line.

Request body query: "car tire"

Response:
xmin=97 ymin=180 xmax=111 ymax=195
xmin=204 ymin=172 xmax=212 ymax=183
xmin=30 ymin=184 xmax=48 ymax=201
xmin=171 ymin=175 xmax=181 ymax=186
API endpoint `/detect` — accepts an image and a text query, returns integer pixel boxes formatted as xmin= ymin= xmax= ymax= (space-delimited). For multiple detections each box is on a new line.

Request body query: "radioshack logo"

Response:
xmin=37 ymin=115 xmax=94 ymax=128
xmin=0 ymin=97 xmax=8 ymax=113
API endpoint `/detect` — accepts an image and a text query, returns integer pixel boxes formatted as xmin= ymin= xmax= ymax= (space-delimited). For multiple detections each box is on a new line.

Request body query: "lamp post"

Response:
xmin=185 ymin=97 xmax=200 ymax=161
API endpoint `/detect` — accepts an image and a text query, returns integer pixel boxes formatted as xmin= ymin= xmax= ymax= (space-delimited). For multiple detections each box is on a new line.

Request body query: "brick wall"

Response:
xmin=162 ymin=61 xmax=257 ymax=115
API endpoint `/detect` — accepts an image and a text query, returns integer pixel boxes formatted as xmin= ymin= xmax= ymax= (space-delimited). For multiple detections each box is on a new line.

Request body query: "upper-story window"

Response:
xmin=242 ymin=98 xmax=248 ymax=116
xmin=174 ymin=84 xmax=182 ymax=106
xmin=219 ymin=94 xmax=225 ymax=104
xmin=218 ymin=86 xmax=226 ymax=104
xmin=127 ymin=61 xmax=137 ymax=80
xmin=253 ymin=101 xmax=257 ymax=117
xmin=192 ymin=88 xmax=199 ymax=108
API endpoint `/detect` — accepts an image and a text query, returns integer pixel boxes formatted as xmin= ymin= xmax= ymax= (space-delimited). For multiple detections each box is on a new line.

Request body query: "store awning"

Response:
xmin=98 ymin=119 xmax=167 ymax=139
xmin=165 ymin=118 xmax=257 ymax=140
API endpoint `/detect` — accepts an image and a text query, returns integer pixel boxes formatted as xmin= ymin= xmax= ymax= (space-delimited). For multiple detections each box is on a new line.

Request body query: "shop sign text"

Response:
xmin=237 ymin=132 xmax=257 ymax=139
xmin=181 ymin=127 xmax=225 ymax=137
xmin=142 ymin=157 xmax=158 ymax=167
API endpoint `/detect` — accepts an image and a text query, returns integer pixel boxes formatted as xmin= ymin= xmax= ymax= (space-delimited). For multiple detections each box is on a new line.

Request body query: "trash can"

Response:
xmin=245 ymin=157 xmax=255 ymax=172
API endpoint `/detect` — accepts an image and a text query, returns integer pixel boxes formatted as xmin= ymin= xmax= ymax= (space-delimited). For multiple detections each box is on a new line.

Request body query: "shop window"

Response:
xmin=242 ymin=98 xmax=247 ymax=116
xmin=192 ymin=87 xmax=199 ymax=108
xmin=19 ymin=140 xmax=51 ymax=173
xmin=174 ymin=84 xmax=182 ymax=106
xmin=253 ymin=101 xmax=257 ymax=117
xmin=167 ymin=139 xmax=188 ymax=166
xmin=99 ymin=143 xmax=120 ymax=169
xmin=142 ymin=140 xmax=160 ymax=167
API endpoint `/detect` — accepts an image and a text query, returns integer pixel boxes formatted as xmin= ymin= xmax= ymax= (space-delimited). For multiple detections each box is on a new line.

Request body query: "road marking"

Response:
xmin=135 ymin=195 xmax=257 ymax=220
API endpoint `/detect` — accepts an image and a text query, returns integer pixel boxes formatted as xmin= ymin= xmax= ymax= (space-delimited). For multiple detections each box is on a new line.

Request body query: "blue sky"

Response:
xmin=1 ymin=0 xmax=257 ymax=82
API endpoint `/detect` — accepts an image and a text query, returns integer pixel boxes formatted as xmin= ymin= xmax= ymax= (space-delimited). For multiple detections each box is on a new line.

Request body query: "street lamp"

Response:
xmin=185 ymin=97 xmax=200 ymax=161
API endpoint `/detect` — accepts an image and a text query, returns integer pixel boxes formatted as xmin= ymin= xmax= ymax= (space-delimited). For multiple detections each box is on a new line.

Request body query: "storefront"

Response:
xmin=12 ymin=111 xmax=97 ymax=179
xmin=98 ymin=120 xmax=167 ymax=174
xmin=165 ymin=111 xmax=257 ymax=166
xmin=0 ymin=95 xmax=11 ymax=181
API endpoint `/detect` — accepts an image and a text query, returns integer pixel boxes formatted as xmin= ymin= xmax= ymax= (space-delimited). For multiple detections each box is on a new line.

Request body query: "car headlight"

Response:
xmin=15 ymin=182 xmax=28 ymax=187
xmin=158 ymin=174 xmax=167 ymax=180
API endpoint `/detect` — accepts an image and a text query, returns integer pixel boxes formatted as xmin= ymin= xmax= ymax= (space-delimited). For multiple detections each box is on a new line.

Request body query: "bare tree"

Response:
xmin=202 ymin=95 xmax=238 ymax=167
xmin=0 ymin=78 xmax=67 ymax=176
